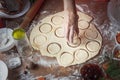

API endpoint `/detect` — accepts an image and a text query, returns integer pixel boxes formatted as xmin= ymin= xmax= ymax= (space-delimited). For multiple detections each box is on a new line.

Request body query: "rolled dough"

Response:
xmin=30 ymin=11 xmax=102 ymax=67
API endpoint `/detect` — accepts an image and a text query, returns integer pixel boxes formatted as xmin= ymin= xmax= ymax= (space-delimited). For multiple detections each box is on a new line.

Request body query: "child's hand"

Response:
xmin=63 ymin=11 xmax=79 ymax=43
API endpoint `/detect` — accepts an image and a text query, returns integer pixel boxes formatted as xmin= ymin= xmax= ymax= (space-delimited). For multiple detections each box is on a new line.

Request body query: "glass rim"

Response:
xmin=12 ymin=28 xmax=25 ymax=40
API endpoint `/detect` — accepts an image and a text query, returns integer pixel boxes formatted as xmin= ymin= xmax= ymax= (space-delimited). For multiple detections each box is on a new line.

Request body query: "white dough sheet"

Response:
xmin=30 ymin=11 xmax=102 ymax=67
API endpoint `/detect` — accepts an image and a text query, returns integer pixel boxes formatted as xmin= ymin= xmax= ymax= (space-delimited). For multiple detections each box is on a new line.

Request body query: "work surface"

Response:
xmin=0 ymin=0 xmax=118 ymax=80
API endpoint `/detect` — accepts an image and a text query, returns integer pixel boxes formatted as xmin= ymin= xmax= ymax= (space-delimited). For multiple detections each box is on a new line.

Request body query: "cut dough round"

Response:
xmin=85 ymin=29 xmax=98 ymax=40
xmin=86 ymin=41 xmax=100 ymax=52
xmin=51 ymin=16 xmax=63 ymax=25
xmin=60 ymin=52 xmax=74 ymax=65
xmin=47 ymin=43 xmax=61 ymax=55
xmin=39 ymin=23 xmax=52 ymax=33
xmin=33 ymin=35 xmax=47 ymax=46
xmin=55 ymin=27 xmax=64 ymax=38
xmin=78 ymin=20 xmax=89 ymax=30
xmin=75 ymin=49 xmax=89 ymax=61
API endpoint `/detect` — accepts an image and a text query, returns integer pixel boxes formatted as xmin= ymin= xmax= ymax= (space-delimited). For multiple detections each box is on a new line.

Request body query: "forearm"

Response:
xmin=63 ymin=0 xmax=78 ymax=27
xmin=63 ymin=0 xmax=77 ymax=15
xmin=63 ymin=0 xmax=79 ymax=43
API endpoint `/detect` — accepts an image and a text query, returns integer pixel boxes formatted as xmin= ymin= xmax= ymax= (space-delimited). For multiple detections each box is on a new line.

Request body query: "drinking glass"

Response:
xmin=12 ymin=28 xmax=33 ymax=58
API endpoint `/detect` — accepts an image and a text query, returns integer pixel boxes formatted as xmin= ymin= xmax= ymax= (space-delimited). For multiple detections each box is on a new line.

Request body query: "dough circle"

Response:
xmin=75 ymin=49 xmax=89 ymax=61
xmin=33 ymin=35 xmax=47 ymax=46
xmin=47 ymin=43 xmax=61 ymax=55
xmin=60 ymin=52 xmax=74 ymax=65
xmin=39 ymin=23 xmax=52 ymax=33
xmin=51 ymin=16 xmax=63 ymax=25
xmin=85 ymin=29 xmax=98 ymax=40
xmin=55 ymin=27 xmax=64 ymax=38
xmin=86 ymin=41 xmax=100 ymax=52
xmin=78 ymin=20 xmax=89 ymax=30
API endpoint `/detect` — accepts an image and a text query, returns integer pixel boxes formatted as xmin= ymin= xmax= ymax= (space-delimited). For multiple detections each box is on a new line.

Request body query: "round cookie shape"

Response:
xmin=74 ymin=49 xmax=89 ymax=61
xmin=39 ymin=23 xmax=52 ymax=33
xmin=47 ymin=42 xmax=61 ymax=55
xmin=84 ymin=29 xmax=98 ymax=40
xmin=55 ymin=27 xmax=64 ymax=38
xmin=78 ymin=20 xmax=90 ymax=30
xmin=60 ymin=52 xmax=74 ymax=66
xmin=86 ymin=41 xmax=100 ymax=52
xmin=33 ymin=35 xmax=47 ymax=46
xmin=51 ymin=15 xmax=64 ymax=25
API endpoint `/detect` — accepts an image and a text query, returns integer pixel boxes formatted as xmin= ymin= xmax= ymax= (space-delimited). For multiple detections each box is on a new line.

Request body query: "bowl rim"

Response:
xmin=0 ymin=60 xmax=8 ymax=80
xmin=0 ymin=0 xmax=30 ymax=18
xmin=107 ymin=0 xmax=120 ymax=26
xmin=0 ymin=28 xmax=15 ymax=52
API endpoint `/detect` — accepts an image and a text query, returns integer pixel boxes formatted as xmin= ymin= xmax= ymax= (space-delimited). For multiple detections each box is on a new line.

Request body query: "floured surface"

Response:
xmin=30 ymin=11 xmax=102 ymax=67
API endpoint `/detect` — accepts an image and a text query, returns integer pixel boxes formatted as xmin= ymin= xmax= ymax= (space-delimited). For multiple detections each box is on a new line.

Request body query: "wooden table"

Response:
xmin=0 ymin=0 xmax=115 ymax=80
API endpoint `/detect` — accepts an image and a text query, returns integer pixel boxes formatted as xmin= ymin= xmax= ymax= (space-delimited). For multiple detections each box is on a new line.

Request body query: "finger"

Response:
xmin=66 ymin=30 xmax=70 ymax=42
xmin=75 ymin=20 xmax=79 ymax=35
xmin=69 ymin=26 xmax=74 ymax=43
xmin=64 ymin=24 xmax=69 ymax=41
xmin=75 ymin=25 xmax=79 ymax=36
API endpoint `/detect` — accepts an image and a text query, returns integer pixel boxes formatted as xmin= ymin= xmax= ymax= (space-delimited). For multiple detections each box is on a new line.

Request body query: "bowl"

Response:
xmin=107 ymin=0 xmax=120 ymax=27
xmin=0 ymin=0 xmax=30 ymax=18
xmin=0 ymin=28 xmax=15 ymax=52
xmin=112 ymin=45 xmax=120 ymax=61
xmin=0 ymin=60 xmax=8 ymax=80
xmin=80 ymin=63 xmax=104 ymax=80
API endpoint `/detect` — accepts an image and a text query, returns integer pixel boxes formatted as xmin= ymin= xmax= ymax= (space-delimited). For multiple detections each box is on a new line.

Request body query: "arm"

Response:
xmin=63 ymin=0 xmax=79 ymax=43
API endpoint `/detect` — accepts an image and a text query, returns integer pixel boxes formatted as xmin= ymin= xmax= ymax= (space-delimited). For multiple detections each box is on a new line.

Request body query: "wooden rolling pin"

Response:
xmin=19 ymin=0 xmax=44 ymax=29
